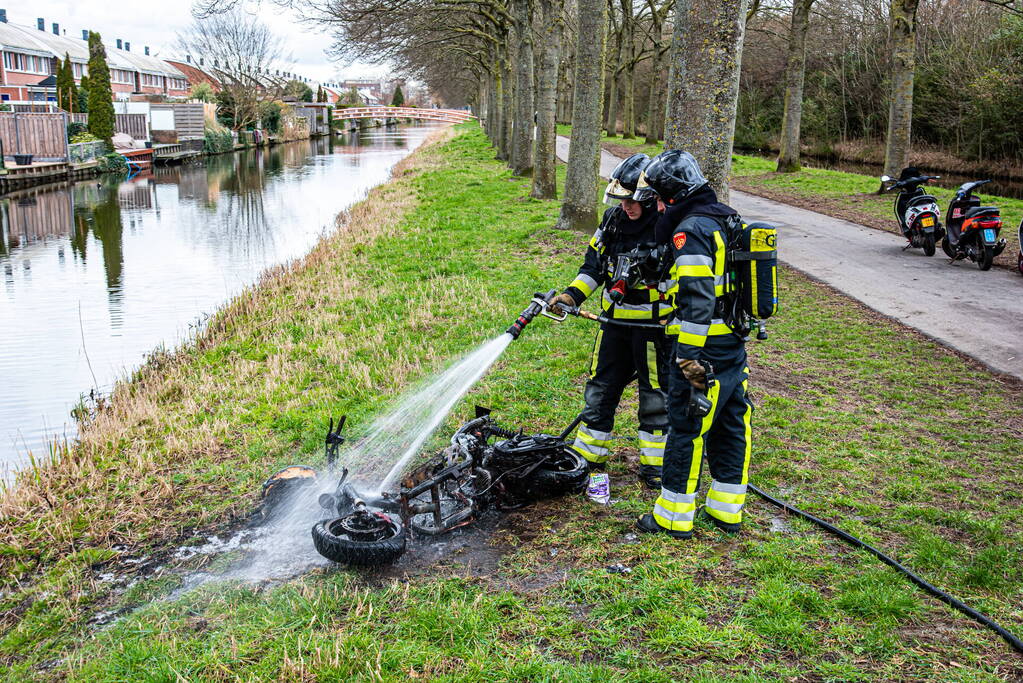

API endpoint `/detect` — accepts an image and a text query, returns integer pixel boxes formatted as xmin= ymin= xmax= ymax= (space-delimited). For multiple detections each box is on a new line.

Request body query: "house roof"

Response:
xmin=0 ymin=21 xmax=184 ymax=78
xmin=164 ymin=60 xmax=220 ymax=90
xmin=357 ymin=88 xmax=382 ymax=105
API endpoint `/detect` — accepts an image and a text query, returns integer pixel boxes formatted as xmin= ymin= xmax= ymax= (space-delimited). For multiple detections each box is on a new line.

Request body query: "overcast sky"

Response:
xmin=7 ymin=0 xmax=388 ymax=83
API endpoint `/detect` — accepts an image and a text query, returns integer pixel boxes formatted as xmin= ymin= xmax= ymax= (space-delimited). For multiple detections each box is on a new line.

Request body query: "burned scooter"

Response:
xmin=262 ymin=408 xmax=588 ymax=567
xmin=258 ymin=291 xmax=629 ymax=567
xmin=261 ymin=290 xmax=589 ymax=567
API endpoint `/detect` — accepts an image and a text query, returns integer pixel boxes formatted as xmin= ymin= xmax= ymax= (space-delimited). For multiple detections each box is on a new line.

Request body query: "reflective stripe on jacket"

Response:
xmin=566 ymin=206 xmax=675 ymax=321
xmin=666 ymin=214 xmax=733 ymax=358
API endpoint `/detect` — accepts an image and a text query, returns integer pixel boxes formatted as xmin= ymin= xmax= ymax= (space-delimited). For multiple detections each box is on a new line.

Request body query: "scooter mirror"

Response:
xmin=880 ymin=175 xmax=892 ymax=183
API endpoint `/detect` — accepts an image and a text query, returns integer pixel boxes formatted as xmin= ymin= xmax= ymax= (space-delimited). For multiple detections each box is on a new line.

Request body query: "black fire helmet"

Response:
xmin=603 ymin=153 xmax=651 ymax=204
xmin=633 ymin=150 xmax=708 ymax=205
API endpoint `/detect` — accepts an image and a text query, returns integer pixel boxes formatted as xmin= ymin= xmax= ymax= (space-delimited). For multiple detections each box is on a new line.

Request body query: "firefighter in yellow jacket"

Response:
xmin=633 ymin=151 xmax=754 ymax=539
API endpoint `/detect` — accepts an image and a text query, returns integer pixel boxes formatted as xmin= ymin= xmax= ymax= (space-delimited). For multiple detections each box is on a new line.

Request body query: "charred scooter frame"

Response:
xmin=263 ymin=407 xmax=588 ymax=567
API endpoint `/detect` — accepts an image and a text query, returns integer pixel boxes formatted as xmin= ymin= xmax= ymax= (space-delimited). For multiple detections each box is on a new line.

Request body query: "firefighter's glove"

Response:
xmin=676 ymin=358 xmax=708 ymax=391
xmin=547 ymin=292 xmax=576 ymax=315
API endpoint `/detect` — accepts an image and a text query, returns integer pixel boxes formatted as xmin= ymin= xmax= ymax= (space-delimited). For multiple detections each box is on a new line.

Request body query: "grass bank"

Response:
xmin=558 ymin=125 xmax=1022 ymax=269
xmin=3 ymin=124 xmax=1023 ymax=680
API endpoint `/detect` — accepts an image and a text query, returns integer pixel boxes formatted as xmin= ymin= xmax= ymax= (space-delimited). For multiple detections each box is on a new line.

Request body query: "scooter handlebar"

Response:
xmin=884 ymin=175 xmax=941 ymax=192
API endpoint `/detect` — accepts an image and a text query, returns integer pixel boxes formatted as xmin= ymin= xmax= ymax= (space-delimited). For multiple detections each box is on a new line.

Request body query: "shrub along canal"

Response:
xmin=0 ymin=124 xmax=443 ymax=478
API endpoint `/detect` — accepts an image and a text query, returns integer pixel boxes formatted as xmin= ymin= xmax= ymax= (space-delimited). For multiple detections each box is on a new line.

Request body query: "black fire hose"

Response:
xmin=558 ymin=412 xmax=586 ymax=441
xmin=749 ymin=483 xmax=1023 ymax=654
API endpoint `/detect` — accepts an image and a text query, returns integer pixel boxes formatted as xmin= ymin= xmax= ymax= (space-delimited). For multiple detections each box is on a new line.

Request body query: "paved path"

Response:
xmin=555 ymin=136 xmax=1023 ymax=380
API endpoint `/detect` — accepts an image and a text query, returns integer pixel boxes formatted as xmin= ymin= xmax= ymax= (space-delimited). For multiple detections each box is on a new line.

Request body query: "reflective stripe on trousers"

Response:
xmin=653 ymin=488 xmax=697 ymax=531
xmin=705 ymin=480 xmax=748 ymax=525
xmin=572 ymin=424 xmax=613 ymax=464
xmin=653 ymin=349 xmax=753 ymax=532
xmin=638 ymin=429 xmax=666 ymax=467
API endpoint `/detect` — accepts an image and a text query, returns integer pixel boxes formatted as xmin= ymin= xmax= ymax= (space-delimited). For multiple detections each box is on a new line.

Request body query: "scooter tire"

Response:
xmin=941 ymin=237 xmax=956 ymax=259
xmin=922 ymin=233 xmax=936 ymax=257
xmin=509 ymin=448 xmax=589 ymax=500
xmin=311 ymin=514 xmax=407 ymax=566
xmin=979 ymin=245 xmax=994 ymax=271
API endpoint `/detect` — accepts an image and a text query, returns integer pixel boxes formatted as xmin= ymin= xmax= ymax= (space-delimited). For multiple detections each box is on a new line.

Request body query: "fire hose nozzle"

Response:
xmin=507 ymin=289 xmax=558 ymax=339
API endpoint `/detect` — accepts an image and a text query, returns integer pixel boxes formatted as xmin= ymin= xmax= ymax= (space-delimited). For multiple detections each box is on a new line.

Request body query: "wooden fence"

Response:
xmin=0 ymin=112 xmax=69 ymax=161
xmin=11 ymin=103 xmax=60 ymax=113
xmin=116 ymin=114 xmax=148 ymax=140
xmin=69 ymin=113 xmax=149 ymax=140
xmin=151 ymin=103 xmax=205 ymax=138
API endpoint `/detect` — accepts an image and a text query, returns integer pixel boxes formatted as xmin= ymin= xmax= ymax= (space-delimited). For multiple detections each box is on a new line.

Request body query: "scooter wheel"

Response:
xmin=507 ymin=448 xmax=589 ymax=501
xmin=311 ymin=512 xmax=406 ymax=566
xmin=941 ymin=237 xmax=955 ymax=259
xmin=978 ymin=245 xmax=994 ymax=271
xmin=922 ymin=233 xmax=936 ymax=257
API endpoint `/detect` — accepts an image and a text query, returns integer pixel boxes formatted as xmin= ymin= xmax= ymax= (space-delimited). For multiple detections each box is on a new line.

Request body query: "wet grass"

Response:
xmin=2 ymin=124 xmax=1023 ymax=680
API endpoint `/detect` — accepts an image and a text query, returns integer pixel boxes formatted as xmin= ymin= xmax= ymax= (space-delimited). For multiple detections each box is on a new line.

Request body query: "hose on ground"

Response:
xmin=749 ymin=483 xmax=1023 ymax=655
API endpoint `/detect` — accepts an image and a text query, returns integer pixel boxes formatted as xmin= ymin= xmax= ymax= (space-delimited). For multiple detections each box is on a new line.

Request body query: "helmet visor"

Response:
xmin=632 ymin=172 xmax=657 ymax=201
xmin=603 ymin=177 xmax=633 ymax=204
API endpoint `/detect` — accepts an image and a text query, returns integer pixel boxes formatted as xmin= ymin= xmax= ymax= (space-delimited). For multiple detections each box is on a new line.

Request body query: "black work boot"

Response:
xmin=636 ymin=513 xmax=692 ymax=540
xmin=639 ymin=465 xmax=662 ymax=491
xmin=700 ymin=508 xmax=741 ymax=534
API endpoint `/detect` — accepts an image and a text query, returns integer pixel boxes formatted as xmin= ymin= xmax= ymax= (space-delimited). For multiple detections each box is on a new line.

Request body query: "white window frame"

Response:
xmin=3 ymin=51 xmax=50 ymax=75
xmin=6 ymin=52 xmax=51 ymax=74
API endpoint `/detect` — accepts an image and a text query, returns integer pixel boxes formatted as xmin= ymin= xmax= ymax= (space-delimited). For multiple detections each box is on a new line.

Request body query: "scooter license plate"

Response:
xmin=983 ymin=228 xmax=996 ymax=243
xmin=921 ymin=217 xmax=934 ymax=227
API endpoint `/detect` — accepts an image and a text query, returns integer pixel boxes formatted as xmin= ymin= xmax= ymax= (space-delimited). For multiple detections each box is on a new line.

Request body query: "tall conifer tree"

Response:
xmin=390 ymin=85 xmax=405 ymax=107
xmin=56 ymin=53 xmax=76 ymax=112
xmin=86 ymin=32 xmax=115 ymax=144
xmin=77 ymin=74 xmax=90 ymax=113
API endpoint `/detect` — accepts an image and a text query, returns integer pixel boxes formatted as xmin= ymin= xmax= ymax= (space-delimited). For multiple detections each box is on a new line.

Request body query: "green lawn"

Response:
xmin=2 ymin=125 xmax=1022 ymax=680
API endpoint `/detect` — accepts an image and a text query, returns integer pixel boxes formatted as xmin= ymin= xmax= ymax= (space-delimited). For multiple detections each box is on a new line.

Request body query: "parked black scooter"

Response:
xmin=880 ymin=168 xmax=944 ymax=256
xmin=941 ymin=179 xmax=1006 ymax=271
xmin=1016 ymin=217 xmax=1022 ymax=277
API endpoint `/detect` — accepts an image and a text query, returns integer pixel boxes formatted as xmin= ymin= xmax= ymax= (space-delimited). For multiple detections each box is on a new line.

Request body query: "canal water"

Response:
xmin=0 ymin=124 xmax=442 ymax=478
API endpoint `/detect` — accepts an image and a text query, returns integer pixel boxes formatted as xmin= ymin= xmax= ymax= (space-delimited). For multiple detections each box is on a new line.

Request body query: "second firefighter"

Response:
xmin=548 ymin=153 xmax=673 ymax=491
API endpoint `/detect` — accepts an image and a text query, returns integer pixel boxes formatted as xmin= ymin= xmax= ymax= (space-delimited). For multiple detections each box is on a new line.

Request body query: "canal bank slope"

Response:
xmin=2 ymin=125 xmax=1023 ymax=680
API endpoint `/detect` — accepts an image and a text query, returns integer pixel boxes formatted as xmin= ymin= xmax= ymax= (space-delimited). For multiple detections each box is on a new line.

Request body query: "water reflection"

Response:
xmin=0 ymin=124 xmax=438 ymax=476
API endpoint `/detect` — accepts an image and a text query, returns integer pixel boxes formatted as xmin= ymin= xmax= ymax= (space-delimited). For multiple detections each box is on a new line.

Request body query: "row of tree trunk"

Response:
xmin=775 ymin=0 xmax=920 ymax=182
xmin=480 ymin=0 xmax=751 ymax=230
xmin=482 ymin=0 xmax=923 ymax=225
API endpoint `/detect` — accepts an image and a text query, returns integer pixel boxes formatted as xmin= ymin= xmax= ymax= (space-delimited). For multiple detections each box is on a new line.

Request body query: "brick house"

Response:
xmin=0 ymin=13 xmax=188 ymax=103
xmin=164 ymin=59 xmax=220 ymax=93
